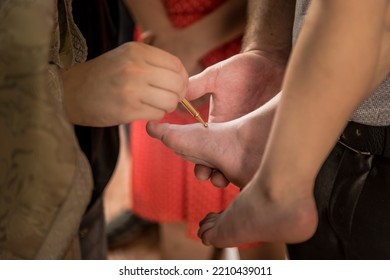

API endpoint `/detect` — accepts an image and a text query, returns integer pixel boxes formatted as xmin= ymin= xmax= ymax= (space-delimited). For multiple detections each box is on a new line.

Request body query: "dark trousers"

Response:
xmin=288 ymin=121 xmax=390 ymax=259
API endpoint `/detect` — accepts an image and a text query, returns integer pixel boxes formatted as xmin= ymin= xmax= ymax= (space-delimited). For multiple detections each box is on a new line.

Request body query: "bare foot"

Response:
xmin=197 ymin=175 xmax=319 ymax=248
xmin=147 ymin=99 xmax=277 ymax=188
xmin=147 ymin=118 xmax=260 ymax=187
xmin=147 ymin=120 xmax=252 ymax=188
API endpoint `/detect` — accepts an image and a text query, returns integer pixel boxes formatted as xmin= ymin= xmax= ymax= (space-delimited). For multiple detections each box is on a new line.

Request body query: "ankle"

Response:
xmin=258 ymin=175 xmax=318 ymax=243
xmin=285 ymin=197 xmax=318 ymax=243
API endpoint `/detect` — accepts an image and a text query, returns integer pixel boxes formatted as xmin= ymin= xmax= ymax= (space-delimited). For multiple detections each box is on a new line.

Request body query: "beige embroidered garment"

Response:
xmin=0 ymin=0 xmax=93 ymax=259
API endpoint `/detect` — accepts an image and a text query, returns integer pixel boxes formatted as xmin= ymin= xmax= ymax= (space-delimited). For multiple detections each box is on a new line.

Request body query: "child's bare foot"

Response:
xmin=146 ymin=103 xmax=276 ymax=188
xmin=197 ymin=176 xmax=319 ymax=248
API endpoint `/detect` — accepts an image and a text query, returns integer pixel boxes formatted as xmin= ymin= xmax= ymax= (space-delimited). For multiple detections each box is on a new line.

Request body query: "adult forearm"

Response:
xmin=242 ymin=0 xmax=296 ymax=62
xmin=259 ymin=0 xmax=389 ymax=195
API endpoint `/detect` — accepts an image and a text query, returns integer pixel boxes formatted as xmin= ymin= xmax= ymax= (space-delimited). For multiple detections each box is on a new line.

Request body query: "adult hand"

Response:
xmin=61 ymin=42 xmax=188 ymax=127
xmin=187 ymin=50 xmax=285 ymax=123
xmin=148 ymin=51 xmax=285 ymax=186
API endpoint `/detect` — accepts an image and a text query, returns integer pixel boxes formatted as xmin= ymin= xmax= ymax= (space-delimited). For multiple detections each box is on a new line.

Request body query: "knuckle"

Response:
xmin=121 ymin=42 xmax=145 ymax=58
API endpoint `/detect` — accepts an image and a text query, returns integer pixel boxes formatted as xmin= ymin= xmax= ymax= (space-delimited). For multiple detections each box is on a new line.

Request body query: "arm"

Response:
xmin=262 ymin=0 xmax=390 ymax=192
xmin=196 ymin=0 xmax=390 ymax=248
xmin=147 ymin=0 xmax=390 ymax=192
xmin=242 ymin=0 xmax=296 ymax=61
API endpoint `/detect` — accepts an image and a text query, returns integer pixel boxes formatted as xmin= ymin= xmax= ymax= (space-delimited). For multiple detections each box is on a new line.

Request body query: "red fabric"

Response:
xmin=131 ymin=0 xmax=241 ymax=239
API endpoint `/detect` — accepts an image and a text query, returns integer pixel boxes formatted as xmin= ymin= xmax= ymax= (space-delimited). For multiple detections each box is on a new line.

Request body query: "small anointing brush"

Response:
xmin=180 ymin=98 xmax=208 ymax=127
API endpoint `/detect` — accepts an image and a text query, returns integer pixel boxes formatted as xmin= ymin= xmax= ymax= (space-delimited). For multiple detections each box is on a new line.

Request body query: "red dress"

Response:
xmin=131 ymin=0 xmax=242 ymax=239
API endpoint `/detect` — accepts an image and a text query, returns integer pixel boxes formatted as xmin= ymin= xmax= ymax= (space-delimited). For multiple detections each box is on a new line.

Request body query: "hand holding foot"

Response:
xmin=186 ymin=51 xmax=285 ymax=123
xmin=147 ymin=98 xmax=278 ymax=188
xmin=182 ymin=51 xmax=285 ymax=184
